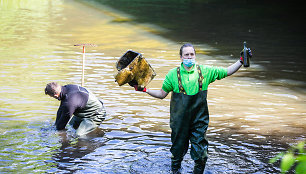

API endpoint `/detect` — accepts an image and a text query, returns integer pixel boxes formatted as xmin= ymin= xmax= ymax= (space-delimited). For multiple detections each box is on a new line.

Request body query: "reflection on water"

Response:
xmin=0 ymin=0 xmax=305 ymax=173
xmin=0 ymin=121 xmax=59 ymax=173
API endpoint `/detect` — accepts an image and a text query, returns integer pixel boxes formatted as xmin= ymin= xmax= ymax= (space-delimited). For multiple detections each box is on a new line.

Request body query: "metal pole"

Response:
xmin=82 ymin=46 xmax=85 ymax=87
xmin=74 ymin=43 xmax=97 ymax=87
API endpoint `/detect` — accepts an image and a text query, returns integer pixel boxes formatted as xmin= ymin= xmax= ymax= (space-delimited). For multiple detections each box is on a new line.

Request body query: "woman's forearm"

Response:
xmin=227 ymin=60 xmax=243 ymax=76
xmin=146 ymin=89 xmax=168 ymax=99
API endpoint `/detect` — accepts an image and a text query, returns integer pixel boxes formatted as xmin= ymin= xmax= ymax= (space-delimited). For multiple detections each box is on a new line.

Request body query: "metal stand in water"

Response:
xmin=74 ymin=43 xmax=97 ymax=86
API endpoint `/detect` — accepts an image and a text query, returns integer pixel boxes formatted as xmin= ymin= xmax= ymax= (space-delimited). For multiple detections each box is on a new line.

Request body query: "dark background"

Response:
xmin=85 ymin=0 xmax=306 ymax=90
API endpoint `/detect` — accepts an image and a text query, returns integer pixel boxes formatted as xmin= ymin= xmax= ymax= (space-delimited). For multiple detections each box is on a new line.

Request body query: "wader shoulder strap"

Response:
xmin=197 ymin=65 xmax=204 ymax=92
xmin=177 ymin=67 xmax=186 ymax=94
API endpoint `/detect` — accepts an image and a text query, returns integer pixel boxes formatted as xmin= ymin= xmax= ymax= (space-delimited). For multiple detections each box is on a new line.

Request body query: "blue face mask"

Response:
xmin=183 ymin=58 xmax=195 ymax=68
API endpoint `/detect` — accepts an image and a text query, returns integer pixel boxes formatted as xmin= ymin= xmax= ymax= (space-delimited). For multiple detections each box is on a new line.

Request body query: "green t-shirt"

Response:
xmin=162 ymin=63 xmax=227 ymax=95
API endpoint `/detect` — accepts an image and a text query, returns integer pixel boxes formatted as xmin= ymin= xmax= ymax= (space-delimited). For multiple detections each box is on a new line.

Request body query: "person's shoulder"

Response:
xmin=65 ymin=84 xmax=78 ymax=87
xmin=199 ymin=64 xmax=220 ymax=70
xmin=169 ymin=67 xmax=178 ymax=72
xmin=198 ymin=64 xmax=210 ymax=68
xmin=165 ymin=67 xmax=178 ymax=76
xmin=198 ymin=64 xmax=227 ymax=77
xmin=65 ymin=84 xmax=81 ymax=95
xmin=198 ymin=64 xmax=210 ymax=71
xmin=63 ymin=84 xmax=74 ymax=90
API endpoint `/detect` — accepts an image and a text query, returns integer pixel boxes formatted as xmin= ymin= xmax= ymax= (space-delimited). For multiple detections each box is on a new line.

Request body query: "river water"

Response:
xmin=0 ymin=0 xmax=305 ymax=173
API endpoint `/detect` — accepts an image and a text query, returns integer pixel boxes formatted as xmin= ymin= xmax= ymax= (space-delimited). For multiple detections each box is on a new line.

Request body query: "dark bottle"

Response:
xmin=243 ymin=41 xmax=250 ymax=67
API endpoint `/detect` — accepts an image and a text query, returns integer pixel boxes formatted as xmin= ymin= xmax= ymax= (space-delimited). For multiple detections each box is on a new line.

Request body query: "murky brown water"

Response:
xmin=0 ymin=0 xmax=305 ymax=173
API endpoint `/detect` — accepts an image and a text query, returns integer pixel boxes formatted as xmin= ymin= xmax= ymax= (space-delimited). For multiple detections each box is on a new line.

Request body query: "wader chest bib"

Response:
xmin=170 ymin=65 xmax=209 ymax=171
xmin=69 ymin=87 xmax=106 ymax=136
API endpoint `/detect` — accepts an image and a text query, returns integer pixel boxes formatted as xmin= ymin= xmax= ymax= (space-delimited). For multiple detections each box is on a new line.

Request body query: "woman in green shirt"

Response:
xmin=134 ymin=43 xmax=252 ymax=174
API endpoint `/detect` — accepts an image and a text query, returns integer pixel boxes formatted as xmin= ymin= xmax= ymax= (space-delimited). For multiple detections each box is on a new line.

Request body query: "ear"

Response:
xmin=53 ymin=93 xmax=60 ymax=99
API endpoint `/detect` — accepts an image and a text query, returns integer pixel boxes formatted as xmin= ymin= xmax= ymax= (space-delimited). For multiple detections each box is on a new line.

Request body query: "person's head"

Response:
xmin=180 ymin=43 xmax=196 ymax=68
xmin=179 ymin=43 xmax=196 ymax=57
xmin=45 ymin=82 xmax=62 ymax=100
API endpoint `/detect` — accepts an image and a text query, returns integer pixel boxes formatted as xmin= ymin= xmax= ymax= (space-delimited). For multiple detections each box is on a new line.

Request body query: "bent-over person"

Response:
xmin=45 ymin=82 xmax=106 ymax=136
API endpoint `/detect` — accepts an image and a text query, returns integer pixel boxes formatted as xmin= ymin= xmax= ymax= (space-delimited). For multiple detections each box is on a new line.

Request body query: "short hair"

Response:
xmin=45 ymin=82 xmax=60 ymax=96
xmin=179 ymin=43 xmax=196 ymax=56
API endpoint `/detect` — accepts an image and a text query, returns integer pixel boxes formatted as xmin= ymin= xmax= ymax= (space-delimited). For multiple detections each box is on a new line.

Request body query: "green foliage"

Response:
xmin=270 ymin=141 xmax=306 ymax=174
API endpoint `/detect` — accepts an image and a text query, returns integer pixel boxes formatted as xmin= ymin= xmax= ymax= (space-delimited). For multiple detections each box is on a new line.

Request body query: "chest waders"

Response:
xmin=170 ymin=65 xmax=209 ymax=174
xmin=69 ymin=89 xmax=106 ymax=136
